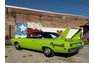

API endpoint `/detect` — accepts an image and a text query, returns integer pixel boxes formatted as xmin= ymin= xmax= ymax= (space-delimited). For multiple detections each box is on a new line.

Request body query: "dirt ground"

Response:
xmin=5 ymin=45 xmax=89 ymax=63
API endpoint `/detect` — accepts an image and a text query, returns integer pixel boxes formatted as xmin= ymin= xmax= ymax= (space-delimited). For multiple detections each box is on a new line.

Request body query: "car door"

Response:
xmin=32 ymin=33 xmax=45 ymax=51
xmin=25 ymin=33 xmax=43 ymax=50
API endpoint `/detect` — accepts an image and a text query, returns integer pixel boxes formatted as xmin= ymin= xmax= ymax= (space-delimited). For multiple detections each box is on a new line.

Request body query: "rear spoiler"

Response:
xmin=57 ymin=28 xmax=70 ymax=40
xmin=71 ymin=29 xmax=82 ymax=41
xmin=57 ymin=28 xmax=82 ymax=41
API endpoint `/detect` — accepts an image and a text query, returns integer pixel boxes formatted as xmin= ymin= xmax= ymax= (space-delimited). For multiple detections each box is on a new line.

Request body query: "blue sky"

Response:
xmin=6 ymin=0 xmax=89 ymax=17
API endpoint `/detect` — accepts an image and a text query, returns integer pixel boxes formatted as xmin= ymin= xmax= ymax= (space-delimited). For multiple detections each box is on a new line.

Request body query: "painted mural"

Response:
xmin=15 ymin=22 xmax=28 ymax=38
xmin=15 ymin=22 xmax=43 ymax=38
xmin=15 ymin=22 xmax=78 ymax=38
xmin=27 ymin=22 xmax=43 ymax=29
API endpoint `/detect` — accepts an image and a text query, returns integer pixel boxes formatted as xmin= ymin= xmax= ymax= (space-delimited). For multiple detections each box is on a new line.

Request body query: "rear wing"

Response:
xmin=57 ymin=28 xmax=70 ymax=40
xmin=71 ymin=29 xmax=82 ymax=41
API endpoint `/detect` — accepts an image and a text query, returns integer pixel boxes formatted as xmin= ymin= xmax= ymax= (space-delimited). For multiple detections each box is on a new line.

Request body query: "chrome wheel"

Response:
xmin=15 ymin=43 xmax=21 ymax=50
xmin=43 ymin=48 xmax=54 ymax=57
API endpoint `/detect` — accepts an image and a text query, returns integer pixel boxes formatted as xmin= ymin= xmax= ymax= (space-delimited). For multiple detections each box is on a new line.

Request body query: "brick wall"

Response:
xmin=5 ymin=7 xmax=89 ymax=38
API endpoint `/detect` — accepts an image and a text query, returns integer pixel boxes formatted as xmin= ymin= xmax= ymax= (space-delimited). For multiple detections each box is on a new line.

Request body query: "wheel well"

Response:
xmin=14 ymin=42 xmax=18 ymax=45
xmin=42 ymin=46 xmax=46 ymax=50
xmin=42 ymin=46 xmax=53 ymax=51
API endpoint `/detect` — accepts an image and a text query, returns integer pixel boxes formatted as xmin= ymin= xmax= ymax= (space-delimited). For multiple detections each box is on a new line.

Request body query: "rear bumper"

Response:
xmin=68 ymin=45 xmax=84 ymax=53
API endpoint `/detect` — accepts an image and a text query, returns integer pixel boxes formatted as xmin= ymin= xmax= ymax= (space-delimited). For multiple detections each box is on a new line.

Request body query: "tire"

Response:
xmin=15 ymin=42 xmax=22 ymax=50
xmin=43 ymin=47 xmax=54 ymax=57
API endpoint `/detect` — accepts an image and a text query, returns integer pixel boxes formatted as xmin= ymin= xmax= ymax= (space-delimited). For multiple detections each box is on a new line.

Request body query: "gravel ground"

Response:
xmin=5 ymin=45 xmax=89 ymax=63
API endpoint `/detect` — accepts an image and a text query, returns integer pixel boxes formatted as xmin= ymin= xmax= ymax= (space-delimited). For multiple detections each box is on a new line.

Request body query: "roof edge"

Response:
xmin=5 ymin=5 xmax=88 ymax=18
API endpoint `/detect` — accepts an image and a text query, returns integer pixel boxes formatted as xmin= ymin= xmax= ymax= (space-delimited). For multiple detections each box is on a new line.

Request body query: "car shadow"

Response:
xmin=23 ymin=48 xmax=43 ymax=53
xmin=54 ymin=52 xmax=78 ymax=58
xmin=22 ymin=48 xmax=78 ymax=58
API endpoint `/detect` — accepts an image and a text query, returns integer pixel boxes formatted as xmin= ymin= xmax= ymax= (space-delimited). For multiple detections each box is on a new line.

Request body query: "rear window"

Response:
xmin=41 ymin=33 xmax=59 ymax=38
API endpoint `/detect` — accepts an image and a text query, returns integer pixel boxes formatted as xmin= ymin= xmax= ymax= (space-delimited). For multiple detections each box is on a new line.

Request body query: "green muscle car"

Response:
xmin=11 ymin=28 xmax=84 ymax=57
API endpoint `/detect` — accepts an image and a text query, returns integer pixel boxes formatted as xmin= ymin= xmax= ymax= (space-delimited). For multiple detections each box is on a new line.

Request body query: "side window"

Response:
xmin=29 ymin=33 xmax=43 ymax=38
xmin=36 ymin=34 xmax=43 ymax=38
xmin=50 ymin=34 xmax=58 ymax=39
